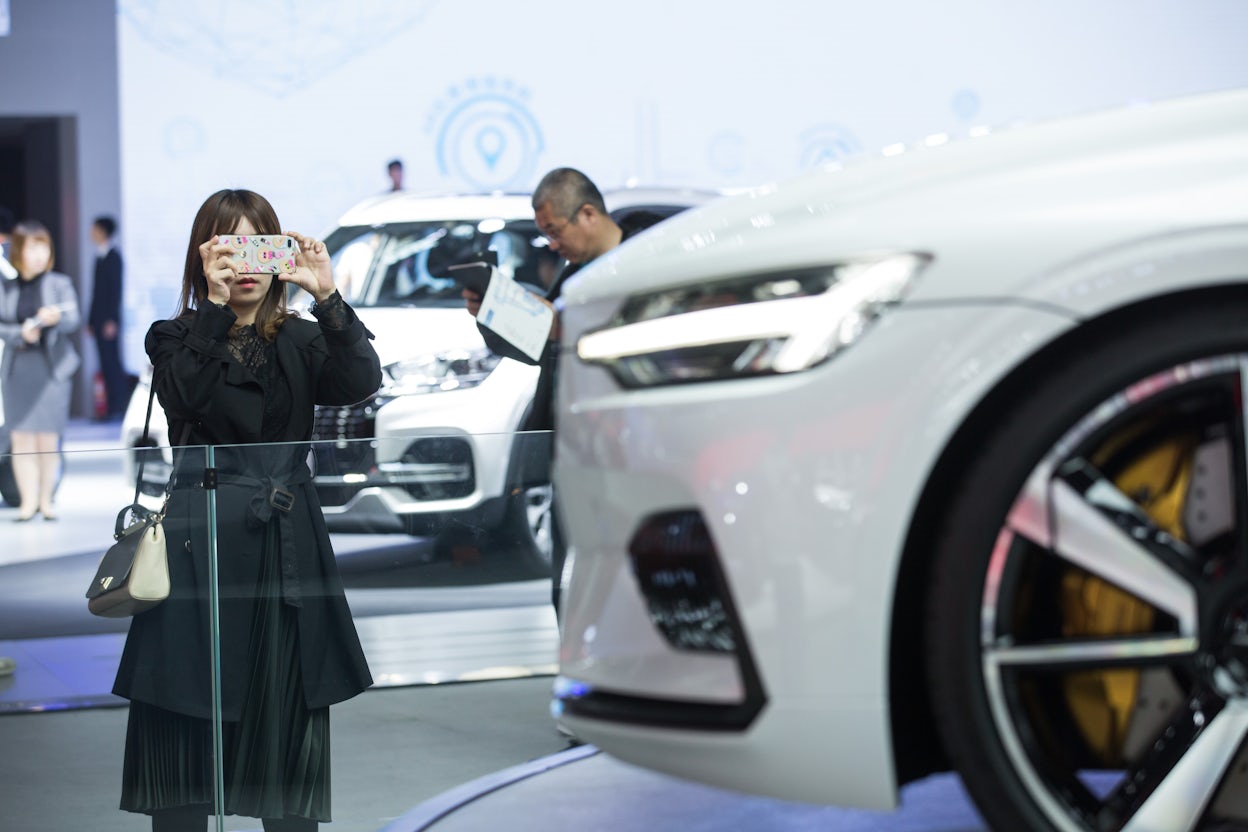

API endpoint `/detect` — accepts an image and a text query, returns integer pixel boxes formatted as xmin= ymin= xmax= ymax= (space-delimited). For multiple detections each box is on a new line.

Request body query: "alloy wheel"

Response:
xmin=978 ymin=354 xmax=1248 ymax=831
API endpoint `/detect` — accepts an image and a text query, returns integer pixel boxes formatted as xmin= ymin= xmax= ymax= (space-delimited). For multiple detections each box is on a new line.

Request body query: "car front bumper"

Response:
xmin=553 ymin=300 xmax=1075 ymax=807
xmin=316 ymin=360 xmax=538 ymax=534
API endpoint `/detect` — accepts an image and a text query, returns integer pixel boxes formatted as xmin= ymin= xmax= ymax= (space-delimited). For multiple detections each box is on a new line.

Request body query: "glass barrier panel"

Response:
xmin=208 ymin=433 xmax=564 ymax=830
xmin=0 ymin=441 xmax=215 ymax=832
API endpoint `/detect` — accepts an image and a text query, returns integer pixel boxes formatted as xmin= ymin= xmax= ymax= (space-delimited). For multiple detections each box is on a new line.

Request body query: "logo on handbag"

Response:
xmin=100 ymin=576 xmax=113 ymax=589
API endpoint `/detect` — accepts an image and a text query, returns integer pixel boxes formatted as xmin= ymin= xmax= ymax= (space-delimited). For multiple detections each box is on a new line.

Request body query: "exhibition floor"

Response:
xmin=387 ymin=743 xmax=989 ymax=832
xmin=0 ymin=422 xmax=989 ymax=831
xmin=3 ymin=673 xmax=990 ymax=832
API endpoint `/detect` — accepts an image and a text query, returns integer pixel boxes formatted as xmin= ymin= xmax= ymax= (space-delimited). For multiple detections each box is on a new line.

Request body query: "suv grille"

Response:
xmin=312 ymin=399 xmax=377 ymax=442
xmin=311 ymin=399 xmax=378 ymax=507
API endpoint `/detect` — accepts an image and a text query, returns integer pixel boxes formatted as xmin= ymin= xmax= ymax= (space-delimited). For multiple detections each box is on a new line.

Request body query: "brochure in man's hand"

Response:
xmin=470 ymin=265 xmax=554 ymax=362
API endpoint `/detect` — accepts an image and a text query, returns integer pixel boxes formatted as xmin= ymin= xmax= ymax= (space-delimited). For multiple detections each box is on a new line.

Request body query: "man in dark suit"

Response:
xmin=88 ymin=215 xmax=128 ymax=420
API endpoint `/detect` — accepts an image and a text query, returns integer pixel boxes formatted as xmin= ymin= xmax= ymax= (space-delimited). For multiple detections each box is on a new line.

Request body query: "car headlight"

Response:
xmin=576 ymin=252 xmax=931 ymax=387
xmin=380 ymin=348 xmax=502 ymax=396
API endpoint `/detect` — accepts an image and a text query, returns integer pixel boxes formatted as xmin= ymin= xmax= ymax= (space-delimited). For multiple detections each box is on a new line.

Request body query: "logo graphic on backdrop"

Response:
xmin=799 ymin=124 xmax=864 ymax=169
xmin=707 ymin=131 xmax=747 ymax=177
xmin=952 ymin=89 xmax=983 ymax=121
xmin=426 ymin=78 xmax=545 ymax=192
xmin=162 ymin=117 xmax=208 ymax=160
xmin=120 ymin=0 xmax=438 ymax=96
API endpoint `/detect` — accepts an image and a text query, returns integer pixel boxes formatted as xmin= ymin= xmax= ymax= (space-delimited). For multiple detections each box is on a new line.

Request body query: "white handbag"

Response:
xmin=84 ymin=380 xmax=178 ymax=618
xmin=86 ymin=504 xmax=169 ymax=617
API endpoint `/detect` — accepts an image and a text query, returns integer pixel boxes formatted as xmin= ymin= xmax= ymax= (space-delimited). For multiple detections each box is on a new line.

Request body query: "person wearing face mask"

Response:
xmin=0 ymin=220 xmax=81 ymax=521
xmin=113 ymin=189 xmax=381 ymax=832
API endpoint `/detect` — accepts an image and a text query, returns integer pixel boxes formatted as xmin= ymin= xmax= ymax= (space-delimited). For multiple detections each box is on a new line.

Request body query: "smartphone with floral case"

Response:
xmin=218 ymin=234 xmax=300 ymax=274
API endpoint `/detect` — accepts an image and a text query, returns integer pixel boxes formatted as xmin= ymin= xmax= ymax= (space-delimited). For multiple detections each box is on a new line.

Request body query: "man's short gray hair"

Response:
xmin=532 ymin=167 xmax=607 ymax=220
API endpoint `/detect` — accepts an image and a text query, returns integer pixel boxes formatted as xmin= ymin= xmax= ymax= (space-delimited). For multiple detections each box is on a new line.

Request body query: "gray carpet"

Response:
xmin=0 ymin=676 xmax=568 ymax=832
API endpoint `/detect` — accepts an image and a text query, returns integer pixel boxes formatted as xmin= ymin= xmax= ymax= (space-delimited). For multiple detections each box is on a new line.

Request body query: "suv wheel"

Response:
xmin=0 ymin=456 xmax=18 ymax=506
xmin=0 ymin=442 xmax=62 ymax=506
xmin=496 ymin=483 xmax=554 ymax=578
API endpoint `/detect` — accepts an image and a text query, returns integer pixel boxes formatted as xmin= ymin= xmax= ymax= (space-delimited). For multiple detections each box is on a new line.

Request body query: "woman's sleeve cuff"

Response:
xmin=184 ymin=301 xmax=236 ymax=351
xmin=312 ymin=291 xmax=370 ymax=342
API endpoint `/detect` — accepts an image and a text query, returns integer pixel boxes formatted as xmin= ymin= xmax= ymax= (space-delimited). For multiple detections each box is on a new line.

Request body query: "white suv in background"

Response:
xmin=123 ymin=187 xmax=717 ymax=574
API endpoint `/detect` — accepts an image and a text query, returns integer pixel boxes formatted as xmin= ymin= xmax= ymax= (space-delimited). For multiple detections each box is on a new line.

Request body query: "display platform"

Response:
xmin=383 ymin=744 xmax=988 ymax=832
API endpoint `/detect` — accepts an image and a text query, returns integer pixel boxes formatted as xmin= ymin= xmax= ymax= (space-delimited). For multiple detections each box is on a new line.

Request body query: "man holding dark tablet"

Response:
xmin=462 ymin=167 xmax=660 ymax=616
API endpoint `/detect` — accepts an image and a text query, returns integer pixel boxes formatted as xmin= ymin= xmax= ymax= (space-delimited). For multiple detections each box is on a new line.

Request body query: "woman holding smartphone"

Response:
xmin=0 ymin=220 xmax=80 ymax=521
xmin=114 ymin=189 xmax=381 ymax=831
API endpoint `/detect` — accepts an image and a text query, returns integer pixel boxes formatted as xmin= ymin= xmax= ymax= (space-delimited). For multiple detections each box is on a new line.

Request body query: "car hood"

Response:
xmin=353 ymin=306 xmax=485 ymax=367
xmin=564 ymin=88 xmax=1248 ymax=312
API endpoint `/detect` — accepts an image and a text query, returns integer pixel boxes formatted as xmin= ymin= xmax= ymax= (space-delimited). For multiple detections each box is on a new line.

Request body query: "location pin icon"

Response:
xmin=476 ymin=126 xmax=504 ymax=170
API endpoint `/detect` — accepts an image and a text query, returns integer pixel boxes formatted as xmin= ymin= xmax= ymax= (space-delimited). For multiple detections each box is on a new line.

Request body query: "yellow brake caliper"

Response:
xmin=1060 ymin=434 xmax=1197 ymax=765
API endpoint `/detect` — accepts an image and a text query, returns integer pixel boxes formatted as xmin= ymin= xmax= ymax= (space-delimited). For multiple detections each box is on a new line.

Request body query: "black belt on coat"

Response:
xmin=211 ymin=469 xmax=311 ymax=608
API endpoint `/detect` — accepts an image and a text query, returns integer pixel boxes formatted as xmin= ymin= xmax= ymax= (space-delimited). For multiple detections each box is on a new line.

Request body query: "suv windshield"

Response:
xmin=323 ymin=219 xmax=554 ymax=309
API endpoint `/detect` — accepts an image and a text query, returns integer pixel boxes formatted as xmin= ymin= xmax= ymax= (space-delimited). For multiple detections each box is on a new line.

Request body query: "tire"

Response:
xmin=0 ymin=429 xmax=17 ymax=506
xmin=0 ymin=456 xmax=18 ymax=506
xmin=925 ymin=301 xmax=1248 ymax=832
xmin=494 ymin=482 xmax=556 ymax=579
xmin=133 ymin=445 xmax=171 ymax=498
xmin=0 ymin=442 xmax=63 ymax=506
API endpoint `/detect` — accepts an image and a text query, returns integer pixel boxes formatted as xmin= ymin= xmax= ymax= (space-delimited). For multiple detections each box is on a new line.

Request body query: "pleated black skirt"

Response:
xmin=120 ymin=523 xmax=331 ymax=822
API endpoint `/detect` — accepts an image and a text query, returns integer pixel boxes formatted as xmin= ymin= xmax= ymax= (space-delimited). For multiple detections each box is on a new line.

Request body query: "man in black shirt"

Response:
xmin=464 ymin=168 xmax=661 ymax=614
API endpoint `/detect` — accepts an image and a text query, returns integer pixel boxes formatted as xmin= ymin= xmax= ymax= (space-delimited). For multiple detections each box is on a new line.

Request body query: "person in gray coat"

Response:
xmin=0 ymin=220 xmax=80 ymax=520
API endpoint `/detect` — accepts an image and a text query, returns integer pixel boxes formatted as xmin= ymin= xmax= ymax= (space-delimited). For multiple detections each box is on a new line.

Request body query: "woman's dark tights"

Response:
xmin=150 ymin=805 xmax=207 ymax=832
xmin=151 ymin=805 xmax=316 ymax=831
xmin=263 ymin=819 xmax=317 ymax=832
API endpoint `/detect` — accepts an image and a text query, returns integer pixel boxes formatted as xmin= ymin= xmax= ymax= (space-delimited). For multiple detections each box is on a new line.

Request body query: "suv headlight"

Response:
xmin=380 ymin=348 xmax=502 ymax=396
xmin=577 ymin=252 xmax=930 ymax=388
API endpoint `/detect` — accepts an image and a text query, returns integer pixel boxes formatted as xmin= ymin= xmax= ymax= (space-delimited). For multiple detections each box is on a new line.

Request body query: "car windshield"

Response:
xmin=322 ymin=219 xmax=555 ymax=309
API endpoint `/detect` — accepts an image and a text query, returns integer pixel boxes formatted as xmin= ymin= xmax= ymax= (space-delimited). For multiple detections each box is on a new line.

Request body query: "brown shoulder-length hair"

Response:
xmin=9 ymin=220 xmax=55 ymax=275
xmin=177 ymin=189 xmax=297 ymax=341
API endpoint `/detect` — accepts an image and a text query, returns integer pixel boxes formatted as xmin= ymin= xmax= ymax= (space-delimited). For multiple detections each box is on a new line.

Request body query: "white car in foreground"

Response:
xmin=552 ymin=88 xmax=1248 ymax=831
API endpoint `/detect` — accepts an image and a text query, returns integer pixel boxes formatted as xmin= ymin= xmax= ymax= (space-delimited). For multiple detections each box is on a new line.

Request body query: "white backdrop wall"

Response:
xmin=118 ymin=0 xmax=1248 ymax=370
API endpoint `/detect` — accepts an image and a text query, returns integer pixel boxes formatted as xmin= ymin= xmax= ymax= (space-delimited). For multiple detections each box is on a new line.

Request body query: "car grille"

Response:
xmin=308 ymin=399 xmax=476 ymax=506
xmin=311 ymin=399 xmax=377 ymax=507
xmin=312 ymin=399 xmax=377 ymax=443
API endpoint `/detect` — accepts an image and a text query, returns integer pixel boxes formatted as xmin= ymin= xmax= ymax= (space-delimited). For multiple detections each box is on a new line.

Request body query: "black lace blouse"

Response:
xmin=224 ymin=291 xmax=349 ymax=442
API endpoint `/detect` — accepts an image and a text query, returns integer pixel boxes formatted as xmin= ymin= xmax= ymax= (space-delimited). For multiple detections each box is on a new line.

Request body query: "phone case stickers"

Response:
xmin=219 ymin=235 xmax=298 ymax=274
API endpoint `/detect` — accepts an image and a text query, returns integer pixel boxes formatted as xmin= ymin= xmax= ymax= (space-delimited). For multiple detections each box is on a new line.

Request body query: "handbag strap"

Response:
xmin=131 ymin=373 xmax=193 ymax=508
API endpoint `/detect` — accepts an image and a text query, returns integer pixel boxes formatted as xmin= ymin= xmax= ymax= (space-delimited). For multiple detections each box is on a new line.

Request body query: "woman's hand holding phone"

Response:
xmin=199 ymin=237 xmax=239 ymax=305
xmin=282 ymin=231 xmax=336 ymax=303
xmin=197 ymin=231 xmax=336 ymax=305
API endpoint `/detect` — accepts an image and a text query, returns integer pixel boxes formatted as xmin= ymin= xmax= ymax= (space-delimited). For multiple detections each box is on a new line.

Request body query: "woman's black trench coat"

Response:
xmin=113 ymin=300 xmax=382 ymax=721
